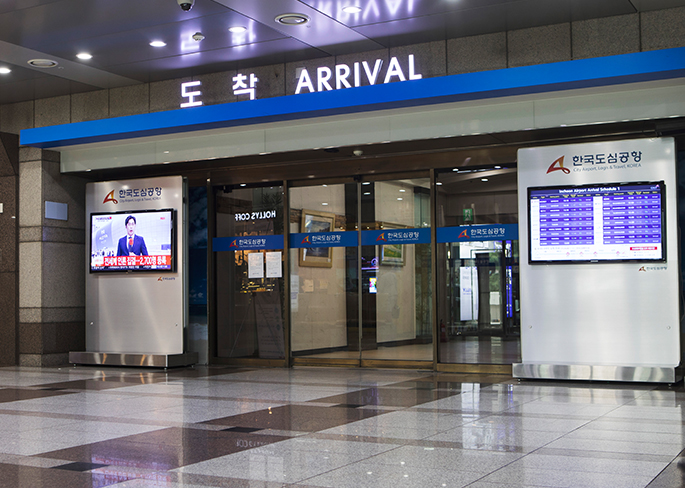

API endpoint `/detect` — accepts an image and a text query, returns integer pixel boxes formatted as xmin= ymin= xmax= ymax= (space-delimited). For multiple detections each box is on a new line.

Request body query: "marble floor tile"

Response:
xmin=479 ymin=465 xmax=655 ymax=488
xmin=300 ymin=461 xmax=484 ymax=488
xmin=0 ymin=366 xmax=681 ymax=487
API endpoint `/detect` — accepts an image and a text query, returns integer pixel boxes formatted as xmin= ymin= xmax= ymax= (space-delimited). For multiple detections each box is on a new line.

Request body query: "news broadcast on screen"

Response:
xmin=90 ymin=209 xmax=175 ymax=272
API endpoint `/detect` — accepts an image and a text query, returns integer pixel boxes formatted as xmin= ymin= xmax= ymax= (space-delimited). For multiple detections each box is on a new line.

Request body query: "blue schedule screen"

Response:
xmin=528 ymin=182 xmax=664 ymax=263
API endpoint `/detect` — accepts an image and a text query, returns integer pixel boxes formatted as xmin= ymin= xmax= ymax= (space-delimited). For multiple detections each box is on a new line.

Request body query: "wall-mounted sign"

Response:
xmin=180 ymin=54 xmax=422 ymax=108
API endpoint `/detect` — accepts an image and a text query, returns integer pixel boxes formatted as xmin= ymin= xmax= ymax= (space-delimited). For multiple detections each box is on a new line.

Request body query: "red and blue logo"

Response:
xmin=546 ymin=156 xmax=570 ymax=175
xmin=103 ymin=190 xmax=118 ymax=204
xmin=229 ymin=240 xmax=238 ymax=248
xmin=458 ymin=229 xmax=469 ymax=239
xmin=301 ymin=236 xmax=311 ymax=245
xmin=376 ymin=233 xmax=387 ymax=242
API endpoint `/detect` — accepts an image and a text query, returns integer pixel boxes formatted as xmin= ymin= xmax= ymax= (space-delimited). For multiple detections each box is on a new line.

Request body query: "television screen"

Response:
xmin=90 ymin=209 xmax=175 ymax=272
xmin=528 ymin=182 xmax=665 ymax=263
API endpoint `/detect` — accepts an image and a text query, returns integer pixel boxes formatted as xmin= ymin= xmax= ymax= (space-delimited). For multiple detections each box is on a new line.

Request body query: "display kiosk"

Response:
xmin=70 ymin=176 xmax=197 ymax=367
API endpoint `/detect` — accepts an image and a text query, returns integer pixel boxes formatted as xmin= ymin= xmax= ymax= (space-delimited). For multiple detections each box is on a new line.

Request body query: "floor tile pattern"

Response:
xmin=0 ymin=366 xmax=682 ymax=487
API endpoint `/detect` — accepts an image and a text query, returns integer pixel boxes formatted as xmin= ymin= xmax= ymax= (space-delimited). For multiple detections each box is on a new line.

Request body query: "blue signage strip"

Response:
xmin=437 ymin=224 xmax=518 ymax=243
xmin=361 ymin=228 xmax=431 ymax=246
xmin=213 ymin=235 xmax=284 ymax=251
xmin=21 ymin=47 xmax=685 ymax=148
xmin=290 ymin=231 xmax=357 ymax=248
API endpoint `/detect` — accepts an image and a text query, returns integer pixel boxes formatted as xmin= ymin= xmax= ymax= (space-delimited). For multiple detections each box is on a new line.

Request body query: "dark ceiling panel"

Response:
xmin=0 ymin=0 xmax=230 ymax=48
xmin=300 ymin=0 xmax=513 ymax=27
xmin=109 ymin=38 xmax=329 ymax=83
xmin=43 ymin=14 xmax=289 ymax=69
xmin=0 ymin=0 xmax=682 ymax=104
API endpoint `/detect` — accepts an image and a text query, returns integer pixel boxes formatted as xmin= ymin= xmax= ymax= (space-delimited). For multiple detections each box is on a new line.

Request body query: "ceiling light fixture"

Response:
xmin=27 ymin=59 xmax=58 ymax=68
xmin=275 ymin=13 xmax=310 ymax=25
xmin=481 ymin=178 xmax=488 ymax=182
xmin=76 ymin=53 xmax=92 ymax=60
xmin=0 ymin=67 xmax=11 ymax=74
xmin=150 ymin=40 xmax=167 ymax=47
xmin=229 ymin=26 xmax=247 ymax=33
xmin=342 ymin=6 xmax=362 ymax=13
xmin=192 ymin=32 xmax=205 ymax=42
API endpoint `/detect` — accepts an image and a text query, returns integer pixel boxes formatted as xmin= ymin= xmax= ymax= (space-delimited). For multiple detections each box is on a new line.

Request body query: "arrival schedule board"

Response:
xmin=529 ymin=183 xmax=664 ymax=262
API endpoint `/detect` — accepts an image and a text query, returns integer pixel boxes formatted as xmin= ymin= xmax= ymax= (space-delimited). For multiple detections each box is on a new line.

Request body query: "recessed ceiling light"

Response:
xmin=399 ymin=189 xmax=406 ymax=192
xmin=436 ymin=182 xmax=443 ymax=186
xmin=322 ymin=202 xmax=329 ymax=206
xmin=0 ymin=67 xmax=10 ymax=74
xmin=240 ymin=183 xmax=247 ymax=187
xmin=76 ymin=53 xmax=92 ymax=60
xmin=397 ymin=198 xmax=403 ymax=201
xmin=452 ymin=168 xmax=459 ymax=172
xmin=150 ymin=40 xmax=167 ymax=47
xmin=27 ymin=59 xmax=58 ymax=68
xmin=342 ymin=6 xmax=362 ymax=13
xmin=229 ymin=26 xmax=247 ymax=33
xmin=494 ymin=165 xmax=501 ymax=169
xmin=275 ymin=13 xmax=310 ymax=25
xmin=481 ymin=178 xmax=488 ymax=182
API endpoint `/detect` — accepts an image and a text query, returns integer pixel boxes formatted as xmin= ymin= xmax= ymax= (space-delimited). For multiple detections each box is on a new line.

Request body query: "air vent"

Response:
xmin=28 ymin=59 xmax=58 ymax=68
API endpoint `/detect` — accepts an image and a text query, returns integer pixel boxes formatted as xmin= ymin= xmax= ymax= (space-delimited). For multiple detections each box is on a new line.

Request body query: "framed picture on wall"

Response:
xmin=380 ymin=222 xmax=406 ymax=266
xmin=299 ymin=209 xmax=335 ymax=268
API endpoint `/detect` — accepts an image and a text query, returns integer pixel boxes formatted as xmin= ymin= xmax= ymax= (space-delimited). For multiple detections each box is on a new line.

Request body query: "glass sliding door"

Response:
xmin=289 ymin=182 xmax=360 ymax=362
xmin=360 ymin=177 xmax=433 ymax=364
xmin=289 ymin=175 xmax=433 ymax=366
xmin=436 ymin=166 xmax=521 ymax=365
xmin=214 ymin=185 xmax=286 ymax=360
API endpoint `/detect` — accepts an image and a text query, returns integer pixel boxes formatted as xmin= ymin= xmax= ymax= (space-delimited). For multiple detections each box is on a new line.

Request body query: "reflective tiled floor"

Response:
xmin=0 ymin=366 xmax=683 ymax=487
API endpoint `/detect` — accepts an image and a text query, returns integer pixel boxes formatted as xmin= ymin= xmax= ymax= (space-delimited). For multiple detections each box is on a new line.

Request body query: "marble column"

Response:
xmin=18 ymin=148 xmax=86 ymax=366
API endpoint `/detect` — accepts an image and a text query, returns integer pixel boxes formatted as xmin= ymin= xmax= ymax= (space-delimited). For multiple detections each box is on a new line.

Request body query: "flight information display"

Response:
xmin=528 ymin=182 xmax=664 ymax=263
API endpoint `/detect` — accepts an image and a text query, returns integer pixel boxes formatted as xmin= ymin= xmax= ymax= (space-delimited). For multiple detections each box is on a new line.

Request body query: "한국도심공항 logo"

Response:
xmin=546 ymin=156 xmax=570 ymax=175
xmin=103 ymin=190 xmax=118 ymax=204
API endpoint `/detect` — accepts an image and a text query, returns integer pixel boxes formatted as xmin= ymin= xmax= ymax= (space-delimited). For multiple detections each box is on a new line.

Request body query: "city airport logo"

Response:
xmin=157 ymin=277 xmax=175 ymax=282
xmin=546 ymin=156 xmax=570 ymax=175
xmin=638 ymin=265 xmax=667 ymax=272
xmin=458 ymin=229 xmax=470 ymax=239
xmin=103 ymin=190 xmax=119 ymax=204
xmin=229 ymin=240 xmax=238 ymax=248
xmin=301 ymin=236 xmax=311 ymax=245
xmin=376 ymin=233 xmax=387 ymax=242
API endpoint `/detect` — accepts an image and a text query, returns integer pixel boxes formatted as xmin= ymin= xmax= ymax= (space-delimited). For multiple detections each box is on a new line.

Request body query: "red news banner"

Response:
xmin=100 ymin=255 xmax=171 ymax=267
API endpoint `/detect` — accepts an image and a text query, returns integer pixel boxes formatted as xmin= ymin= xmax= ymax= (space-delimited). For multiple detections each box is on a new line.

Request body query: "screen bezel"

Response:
xmin=89 ymin=208 xmax=177 ymax=273
xmin=527 ymin=181 xmax=666 ymax=264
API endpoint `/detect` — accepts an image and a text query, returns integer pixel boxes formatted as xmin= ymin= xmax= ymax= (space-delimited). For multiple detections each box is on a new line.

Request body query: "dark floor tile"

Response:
xmin=32 ymin=380 xmax=130 ymax=391
xmin=0 ymin=388 xmax=75 ymax=403
xmin=203 ymin=404 xmax=386 ymax=432
xmin=646 ymin=459 xmax=685 ymax=487
xmin=52 ymin=462 xmax=109 ymax=472
xmin=222 ymin=426 xmax=263 ymax=433
xmin=0 ymin=462 xmax=131 ymax=488
xmin=38 ymin=427 xmax=291 ymax=469
xmin=389 ymin=380 xmax=471 ymax=391
xmin=167 ymin=366 xmax=255 ymax=378
xmin=312 ymin=387 xmax=459 ymax=407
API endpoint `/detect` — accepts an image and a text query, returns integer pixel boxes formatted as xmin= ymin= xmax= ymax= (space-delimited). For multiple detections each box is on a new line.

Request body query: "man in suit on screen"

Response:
xmin=117 ymin=215 xmax=148 ymax=256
